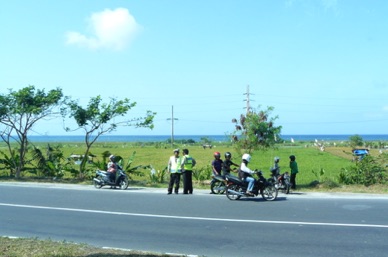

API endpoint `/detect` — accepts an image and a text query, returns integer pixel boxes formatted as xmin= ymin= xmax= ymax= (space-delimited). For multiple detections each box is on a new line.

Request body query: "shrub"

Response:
xmin=193 ymin=164 xmax=212 ymax=184
xmin=149 ymin=166 xmax=167 ymax=184
xmin=339 ymin=155 xmax=387 ymax=186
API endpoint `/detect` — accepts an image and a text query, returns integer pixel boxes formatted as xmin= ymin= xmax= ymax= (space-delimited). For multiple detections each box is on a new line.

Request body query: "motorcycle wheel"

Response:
xmin=261 ymin=185 xmax=278 ymax=201
xmin=285 ymin=183 xmax=290 ymax=194
xmin=210 ymin=180 xmax=226 ymax=194
xmin=94 ymin=176 xmax=103 ymax=189
xmin=226 ymin=184 xmax=242 ymax=200
xmin=119 ymin=176 xmax=129 ymax=190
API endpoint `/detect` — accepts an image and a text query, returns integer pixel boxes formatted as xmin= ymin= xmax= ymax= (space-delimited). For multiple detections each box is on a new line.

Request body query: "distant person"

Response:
xmin=167 ymin=149 xmax=182 ymax=194
xmin=211 ymin=152 xmax=223 ymax=176
xmin=271 ymin=156 xmax=281 ymax=177
xmin=181 ymin=149 xmax=196 ymax=194
xmin=289 ymin=155 xmax=299 ymax=190
xmin=222 ymin=152 xmax=238 ymax=176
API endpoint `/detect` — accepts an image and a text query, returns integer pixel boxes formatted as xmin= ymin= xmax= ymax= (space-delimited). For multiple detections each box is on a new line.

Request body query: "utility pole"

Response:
xmin=167 ymin=105 xmax=178 ymax=148
xmin=244 ymin=84 xmax=254 ymax=114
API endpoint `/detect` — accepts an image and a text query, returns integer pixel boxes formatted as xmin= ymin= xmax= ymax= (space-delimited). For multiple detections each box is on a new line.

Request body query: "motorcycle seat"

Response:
xmin=225 ymin=174 xmax=244 ymax=185
xmin=213 ymin=175 xmax=225 ymax=180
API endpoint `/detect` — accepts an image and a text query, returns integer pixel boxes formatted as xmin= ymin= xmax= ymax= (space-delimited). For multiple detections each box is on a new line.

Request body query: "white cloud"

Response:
xmin=65 ymin=8 xmax=141 ymax=51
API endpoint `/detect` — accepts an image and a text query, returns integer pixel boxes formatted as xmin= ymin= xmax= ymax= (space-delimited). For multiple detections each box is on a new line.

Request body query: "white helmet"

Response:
xmin=242 ymin=153 xmax=251 ymax=163
xmin=274 ymin=156 xmax=280 ymax=162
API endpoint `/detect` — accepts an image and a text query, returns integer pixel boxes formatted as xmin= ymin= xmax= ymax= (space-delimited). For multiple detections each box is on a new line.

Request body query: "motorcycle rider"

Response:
xmin=240 ymin=153 xmax=256 ymax=196
xmin=222 ymin=152 xmax=238 ymax=176
xmin=271 ymin=156 xmax=280 ymax=176
xmin=107 ymin=154 xmax=118 ymax=183
xmin=271 ymin=156 xmax=282 ymax=183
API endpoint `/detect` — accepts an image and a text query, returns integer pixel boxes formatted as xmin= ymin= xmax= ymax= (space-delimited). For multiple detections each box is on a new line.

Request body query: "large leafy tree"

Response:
xmin=231 ymin=106 xmax=282 ymax=154
xmin=62 ymin=95 xmax=155 ymax=175
xmin=0 ymin=86 xmax=64 ymax=178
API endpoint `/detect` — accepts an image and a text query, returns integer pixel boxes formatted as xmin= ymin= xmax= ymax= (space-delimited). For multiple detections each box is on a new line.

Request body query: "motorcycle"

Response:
xmin=210 ymin=175 xmax=227 ymax=194
xmin=225 ymin=170 xmax=278 ymax=201
xmin=93 ymin=166 xmax=129 ymax=190
xmin=269 ymin=170 xmax=291 ymax=194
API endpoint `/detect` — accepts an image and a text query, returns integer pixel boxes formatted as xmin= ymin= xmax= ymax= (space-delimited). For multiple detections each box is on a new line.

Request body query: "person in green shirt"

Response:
xmin=289 ymin=155 xmax=298 ymax=190
xmin=181 ymin=149 xmax=196 ymax=194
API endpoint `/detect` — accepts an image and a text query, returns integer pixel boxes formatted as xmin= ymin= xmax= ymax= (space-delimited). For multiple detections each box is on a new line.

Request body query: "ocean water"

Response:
xmin=23 ymin=134 xmax=388 ymax=143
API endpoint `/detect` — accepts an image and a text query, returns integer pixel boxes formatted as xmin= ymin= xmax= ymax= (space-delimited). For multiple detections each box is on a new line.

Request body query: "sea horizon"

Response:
xmin=20 ymin=134 xmax=388 ymax=143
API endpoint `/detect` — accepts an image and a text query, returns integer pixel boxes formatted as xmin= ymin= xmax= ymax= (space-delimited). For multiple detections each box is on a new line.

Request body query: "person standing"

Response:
xmin=181 ymin=149 xmax=196 ymax=194
xmin=167 ymin=149 xmax=182 ymax=194
xmin=289 ymin=155 xmax=299 ymax=190
xmin=211 ymin=152 xmax=223 ymax=176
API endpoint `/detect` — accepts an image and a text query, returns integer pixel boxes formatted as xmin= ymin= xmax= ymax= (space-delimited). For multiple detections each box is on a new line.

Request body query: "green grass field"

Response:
xmin=1 ymin=141 xmax=387 ymax=193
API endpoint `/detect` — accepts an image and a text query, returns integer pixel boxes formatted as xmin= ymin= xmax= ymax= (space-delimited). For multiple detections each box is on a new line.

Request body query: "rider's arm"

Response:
xmin=240 ymin=163 xmax=254 ymax=174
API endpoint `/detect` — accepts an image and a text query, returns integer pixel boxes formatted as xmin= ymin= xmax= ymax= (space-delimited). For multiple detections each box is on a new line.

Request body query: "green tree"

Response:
xmin=61 ymin=95 xmax=155 ymax=176
xmin=0 ymin=86 xmax=64 ymax=178
xmin=349 ymin=134 xmax=364 ymax=149
xmin=231 ymin=106 xmax=282 ymax=154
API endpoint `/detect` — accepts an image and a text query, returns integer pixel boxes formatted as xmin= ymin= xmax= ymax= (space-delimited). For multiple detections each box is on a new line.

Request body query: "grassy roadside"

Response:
xmin=0 ymin=237 xmax=188 ymax=257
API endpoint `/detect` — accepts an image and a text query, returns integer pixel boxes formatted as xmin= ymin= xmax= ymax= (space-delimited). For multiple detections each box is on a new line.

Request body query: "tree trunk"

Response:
xmin=79 ymin=145 xmax=92 ymax=179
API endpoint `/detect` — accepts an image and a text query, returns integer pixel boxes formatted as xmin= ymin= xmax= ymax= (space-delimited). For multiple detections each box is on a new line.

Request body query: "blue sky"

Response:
xmin=1 ymin=0 xmax=388 ymax=136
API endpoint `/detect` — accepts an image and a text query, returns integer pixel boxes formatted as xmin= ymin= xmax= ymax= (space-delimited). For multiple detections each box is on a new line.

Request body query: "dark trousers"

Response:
xmin=182 ymin=170 xmax=193 ymax=194
xmin=168 ymin=173 xmax=181 ymax=193
xmin=291 ymin=173 xmax=297 ymax=189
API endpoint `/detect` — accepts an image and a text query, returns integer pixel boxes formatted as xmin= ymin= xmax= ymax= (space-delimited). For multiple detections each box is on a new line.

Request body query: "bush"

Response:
xmin=193 ymin=165 xmax=212 ymax=184
xmin=339 ymin=155 xmax=387 ymax=186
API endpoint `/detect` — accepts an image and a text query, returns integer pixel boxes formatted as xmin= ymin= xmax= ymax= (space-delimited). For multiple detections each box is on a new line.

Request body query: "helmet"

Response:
xmin=173 ymin=149 xmax=180 ymax=153
xmin=289 ymin=155 xmax=296 ymax=161
xmin=242 ymin=153 xmax=251 ymax=163
xmin=214 ymin=152 xmax=221 ymax=158
xmin=274 ymin=156 xmax=280 ymax=162
xmin=225 ymin=152 xmax=232 ymax=158
xmin=109 ymin=155 xmax=116 ymax=161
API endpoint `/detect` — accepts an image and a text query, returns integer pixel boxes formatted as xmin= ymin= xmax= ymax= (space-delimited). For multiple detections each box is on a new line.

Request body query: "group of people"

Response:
xmin=167 ymin=148 xmax=196 ymax=194
xmin=271 ymin=155 xmax=299 ymax=190
xmin=106 ymin=149 xmax=299 ymax=194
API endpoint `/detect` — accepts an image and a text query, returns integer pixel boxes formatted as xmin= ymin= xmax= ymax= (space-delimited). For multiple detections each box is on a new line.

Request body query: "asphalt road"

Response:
xmin=1 ymin=182 xmax=388 ymax=257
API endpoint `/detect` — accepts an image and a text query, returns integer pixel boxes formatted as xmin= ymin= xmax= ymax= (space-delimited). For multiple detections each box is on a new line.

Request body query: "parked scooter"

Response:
xmin=268 ymin=156 xmax=291 ymax=194
xmin=93 ymin=166 xmax=129 ymax=190
xmin=225 ymin=170 xmax=278 ymax=201
xmin=269 ymin=171 xmax=291 ymax=194
xmin=210 ymin=175 xmax=227 ymax=194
